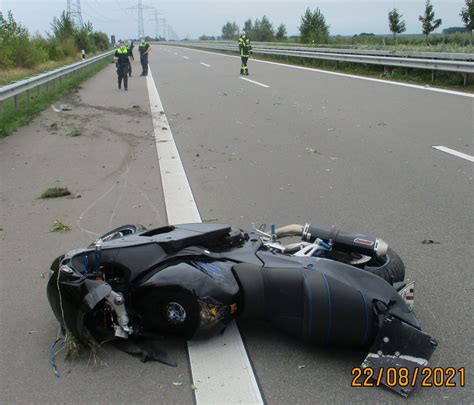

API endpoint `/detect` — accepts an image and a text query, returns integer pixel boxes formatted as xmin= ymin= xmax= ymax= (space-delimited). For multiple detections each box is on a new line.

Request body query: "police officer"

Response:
xmin=114 ymin=40 xmax=130 ymax=90
xmin=124 ymin=39 xmax=133 ymax=77
xmin=239 ymin=31 xmax=252 ymax=75
xmin=139 ymin=38 xmax=151 ymax=76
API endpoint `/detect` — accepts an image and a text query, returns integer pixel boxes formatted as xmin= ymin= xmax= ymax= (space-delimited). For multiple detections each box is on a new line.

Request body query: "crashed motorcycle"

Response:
xmin=47 ymin=221 xmax=437 ymax=396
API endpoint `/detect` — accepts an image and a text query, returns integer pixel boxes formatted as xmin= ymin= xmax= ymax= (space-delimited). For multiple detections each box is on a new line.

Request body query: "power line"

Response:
xmin=67 ymin=0 xmax=84 ymax=27
xmin=127 ymin=0 xmax=153 ymax=38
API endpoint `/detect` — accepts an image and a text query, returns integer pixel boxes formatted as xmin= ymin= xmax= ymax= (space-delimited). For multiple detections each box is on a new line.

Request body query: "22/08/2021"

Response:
xmin=351 ymin=367 xmax=466 ymax=388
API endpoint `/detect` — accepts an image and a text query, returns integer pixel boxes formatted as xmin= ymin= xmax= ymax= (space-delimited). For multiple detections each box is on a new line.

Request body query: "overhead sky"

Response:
xmin=1 ymin=0 xmax=466 ymax=40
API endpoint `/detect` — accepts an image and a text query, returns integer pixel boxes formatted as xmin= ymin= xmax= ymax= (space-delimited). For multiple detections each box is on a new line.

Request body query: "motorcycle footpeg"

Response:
xmin=361 ymin=315 xmax=438 ymax=397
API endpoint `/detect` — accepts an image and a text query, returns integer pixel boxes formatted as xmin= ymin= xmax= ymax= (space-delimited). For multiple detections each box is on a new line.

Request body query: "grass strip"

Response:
xmin=0 ymin=58 xmax=110 ymax=138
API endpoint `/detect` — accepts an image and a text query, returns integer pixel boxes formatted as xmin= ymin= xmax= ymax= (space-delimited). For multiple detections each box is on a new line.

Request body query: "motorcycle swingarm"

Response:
xmin=361 ymin=315 xmax=438 ymax=397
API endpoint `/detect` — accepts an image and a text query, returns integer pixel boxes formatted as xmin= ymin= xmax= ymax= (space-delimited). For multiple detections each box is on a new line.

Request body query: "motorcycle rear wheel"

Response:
xmin=327 ymin=248 xmax=405 ymax=283
xmin=363 ymin=248 xmax=405 ymax=283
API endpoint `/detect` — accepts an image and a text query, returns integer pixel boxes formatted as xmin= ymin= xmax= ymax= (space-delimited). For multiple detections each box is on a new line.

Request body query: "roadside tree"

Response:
xmin=419 ymin=0 xmax=442 ymax=44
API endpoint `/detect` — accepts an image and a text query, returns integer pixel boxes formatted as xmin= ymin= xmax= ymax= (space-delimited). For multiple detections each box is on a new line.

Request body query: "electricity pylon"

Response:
xmin=67 ymin=0 xmax=83 ymax=27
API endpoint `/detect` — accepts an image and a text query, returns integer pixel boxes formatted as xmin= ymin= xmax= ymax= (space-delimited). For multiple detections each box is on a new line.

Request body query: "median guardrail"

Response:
xmin=0 ymin=50 xmax=114 ymax=113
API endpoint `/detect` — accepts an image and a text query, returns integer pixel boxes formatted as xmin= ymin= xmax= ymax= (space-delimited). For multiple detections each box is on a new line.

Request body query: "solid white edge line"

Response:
xmin=200 ymin=62 xmax=211 ymax=67
xmin=161 ymin=45 xmax=474 ymax=98
xmin=145 ymin=66 xmax=264 ymax=405
xmin=239 ymin=77 xmax=270 ymax=88
xmin=432 ymin=146 xmax=474 ymax=162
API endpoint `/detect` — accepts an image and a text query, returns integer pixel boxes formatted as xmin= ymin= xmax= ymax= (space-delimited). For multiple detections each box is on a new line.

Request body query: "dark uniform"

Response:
xmin=139 ymin=41 xmax=150 ymax=76
xmin=114 ymin=45 xmax=130 ymax=90
xmin=126 ymin=44 xmax=133 ymax=77
xmin=239 ymin=34 xmax=252 ymax=75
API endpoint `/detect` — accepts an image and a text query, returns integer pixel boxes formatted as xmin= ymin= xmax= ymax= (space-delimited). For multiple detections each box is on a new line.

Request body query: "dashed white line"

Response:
xmin=200 ymin=62 xmax=211 ymax=67
xmin=163 ymin=46 xmax=474 ymax=98
xmin=145 ymin=65 xmax=263 ymax=405
xmin=432 ymin=146 xmax=474 ymax=162
xmin=183 ymin=56 xmax=190 ymax=59
xmin=173 ymin=52 xmax=178 ymax=55
xmin=239 ymin=77 xmax=270 ymax=88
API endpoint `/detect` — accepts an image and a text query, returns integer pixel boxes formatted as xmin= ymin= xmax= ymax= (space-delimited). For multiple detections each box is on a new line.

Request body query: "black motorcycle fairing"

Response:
xmin=47 ymin=268 xmax=111 ymax=339
xmin=234 ymin=253 xmax=419 ymax=347
xmin=257 ymin=251 xmax=419 ymax=329
xmin=130 ymin=259 xmax=241 ymax=338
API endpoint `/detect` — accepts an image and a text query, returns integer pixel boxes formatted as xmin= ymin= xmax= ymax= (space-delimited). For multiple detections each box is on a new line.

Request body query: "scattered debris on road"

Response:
xmin=50 ymin=219 xmax=71 ymax=232
xmin=52 ymin=104 xmax=72 ymax=112
xmin=67 ymin=128 xmax=82 ymax=137
xmin=41 ymin=187 xmax=71 ymax=199
xmin=421 ymin=239 xmax=441 ymax=244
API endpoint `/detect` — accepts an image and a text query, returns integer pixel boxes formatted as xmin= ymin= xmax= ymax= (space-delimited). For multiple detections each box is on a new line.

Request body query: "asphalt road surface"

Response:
xmin=1 ymin=46 xmax=473 ymax=404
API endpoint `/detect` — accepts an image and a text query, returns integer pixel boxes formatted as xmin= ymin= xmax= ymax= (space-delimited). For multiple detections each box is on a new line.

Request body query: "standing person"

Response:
xmin=125 ymin=39 xmax=133 ymax=77
xmin=238 ymin=31 xmax=252 ymax=75
xmin=114 ymin=40 xmax=130 ymax=91
xmin=129 ymin=41 xmax=135 ymax=61
xmin=139 ymin=38 xmax=151 ymax=76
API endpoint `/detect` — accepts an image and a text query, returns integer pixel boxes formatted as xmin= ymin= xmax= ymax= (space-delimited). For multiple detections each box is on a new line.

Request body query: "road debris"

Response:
xmin=50 ymin=219 xmax=71 ymax=232
xmin=52 ymin=104 xmax=72 ymax=112
xmin=41 ymin=187 xmax=71 ymax=199
xmin=421 ymin=239 xmax=440 ymax=244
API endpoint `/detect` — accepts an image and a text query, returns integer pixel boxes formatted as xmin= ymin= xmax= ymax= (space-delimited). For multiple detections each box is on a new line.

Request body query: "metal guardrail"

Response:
xmin=169 ymin=42 xmax=474 ymax=83
xmin=202 ymin=41 xmax=474 ymax=61
xmin=0 ymin=50 xmax=114 ymax=113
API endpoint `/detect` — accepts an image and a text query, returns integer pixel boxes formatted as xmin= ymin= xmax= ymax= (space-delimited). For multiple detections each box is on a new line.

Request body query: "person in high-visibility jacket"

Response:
xmin=114 ymin=40 xmax=131 ymax=91
xmin=139 ymin=38 xmax=151 ymax=76
xmin=238 ymin=31 xmax=252 ymax=75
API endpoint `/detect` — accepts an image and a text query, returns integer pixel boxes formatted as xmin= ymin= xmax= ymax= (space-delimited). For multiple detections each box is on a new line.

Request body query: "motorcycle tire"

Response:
xmin=364 ymin=248 xmax=405 ymax=283
xmin=326 ymin=248 xmax=405 ymax=283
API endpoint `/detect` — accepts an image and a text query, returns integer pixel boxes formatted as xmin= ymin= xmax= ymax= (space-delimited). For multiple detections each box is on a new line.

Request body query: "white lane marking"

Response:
xmin=145 ymin=66 xmax=264 ymax=405
xmin=174 ymin=52 xmax=178 ymax=55
xmin=188 ymin=322 xmax=263 ymax=404
xmin=145 ymin=71 xmax=201 ymax=224
xmin=200 ymin=62 xmax=211 ymax=67
xmin=239 ymin=77 xmax=270 ymax=88
xmin=432 ymin=146 xmax=474 ymax=162
xmin=163 ymin=46 xmax=474 ymax=98
xmin=183 ymin=56 xmax=190 ymax=59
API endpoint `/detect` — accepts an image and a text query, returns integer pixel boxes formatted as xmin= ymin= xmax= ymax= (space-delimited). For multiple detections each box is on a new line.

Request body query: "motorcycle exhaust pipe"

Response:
xmin=303 ymin=223 xmax=388 ymax=257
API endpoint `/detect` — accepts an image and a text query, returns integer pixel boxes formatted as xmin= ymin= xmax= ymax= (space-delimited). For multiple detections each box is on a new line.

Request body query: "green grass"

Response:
xmin=50 ymin=219 xmax=71 ymax=232
xmin=0 ymin=58 xmax=110 ymax=138
xmin=67 ymin=127 xmax=82 ymax=137
xmin=0 ymin=51 xmax=107 ymax=86
xmin=41 ymin=187 xmax=71 ymax=199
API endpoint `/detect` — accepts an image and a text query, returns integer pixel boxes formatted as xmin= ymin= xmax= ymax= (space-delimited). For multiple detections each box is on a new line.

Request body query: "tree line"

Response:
xmin=0 ymin=10 xmax=110 ymax=70
xmin=217 ymin=0 xmax=473 ymax=45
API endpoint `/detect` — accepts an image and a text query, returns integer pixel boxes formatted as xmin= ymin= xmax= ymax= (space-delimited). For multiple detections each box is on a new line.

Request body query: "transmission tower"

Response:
xmin=128 ymin=0 xmax=153 ymax=38
xmin=150 ymin=9 xmax=162 ymax=39
xmin=67 ymin=0 xmax=84 ymax=27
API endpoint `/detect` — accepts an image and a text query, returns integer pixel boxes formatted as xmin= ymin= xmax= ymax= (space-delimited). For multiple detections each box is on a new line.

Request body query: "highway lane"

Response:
xmin=150 ymin=45 xmax=473 ymax=403
xmin=0 ymin=46 xmax=471 ymax=404
xmin=0 ymin=64 xmax=194 ymax=404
